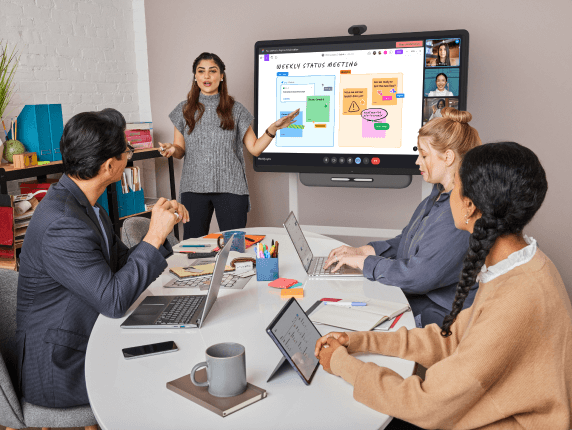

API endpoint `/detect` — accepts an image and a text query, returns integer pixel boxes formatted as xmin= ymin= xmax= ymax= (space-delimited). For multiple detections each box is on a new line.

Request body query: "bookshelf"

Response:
xmin=0 ymin=148 xmax=179 ymax=250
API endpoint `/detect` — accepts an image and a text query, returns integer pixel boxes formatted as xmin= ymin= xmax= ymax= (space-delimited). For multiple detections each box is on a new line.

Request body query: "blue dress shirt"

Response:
xmin=363 ymin=184 xmax=478 ymax=311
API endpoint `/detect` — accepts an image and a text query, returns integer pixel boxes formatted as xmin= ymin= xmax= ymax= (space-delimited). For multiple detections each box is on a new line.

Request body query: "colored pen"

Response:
xmin=181 ymin=245 xmax=211 ymax=248
xmin=324 ymin=302 xmax=367 ymax=307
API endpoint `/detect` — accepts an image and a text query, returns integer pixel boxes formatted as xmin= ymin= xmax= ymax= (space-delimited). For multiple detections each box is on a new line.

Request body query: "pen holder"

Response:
xmin=256 ymin=257 xmax=279 ymax=281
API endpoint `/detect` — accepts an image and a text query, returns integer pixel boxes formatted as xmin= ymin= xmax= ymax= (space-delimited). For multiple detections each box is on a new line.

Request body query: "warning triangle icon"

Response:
xmin=349 ymin=101 xmax=360 ymax=112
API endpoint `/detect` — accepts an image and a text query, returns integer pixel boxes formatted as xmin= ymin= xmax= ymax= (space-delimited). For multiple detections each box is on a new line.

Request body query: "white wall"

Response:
xmin=1 ymin=0 xmax=141 ymax=123
xmin=1 ymin=0 xmax=156 ymax=195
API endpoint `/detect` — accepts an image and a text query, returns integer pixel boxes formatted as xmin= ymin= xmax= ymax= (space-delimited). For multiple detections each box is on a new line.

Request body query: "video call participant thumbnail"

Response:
xmin=425 ymin=39 xmax=460 ymax=67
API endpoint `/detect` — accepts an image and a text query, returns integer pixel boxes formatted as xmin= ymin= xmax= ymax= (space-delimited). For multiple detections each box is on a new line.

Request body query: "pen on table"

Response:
xmin=181 ymin=245 xmax=212 ymax=248
xmin=389 ymin=312 xmax=405 ymax=329
xmin=324 ymin=301 xmax=367 ymax=307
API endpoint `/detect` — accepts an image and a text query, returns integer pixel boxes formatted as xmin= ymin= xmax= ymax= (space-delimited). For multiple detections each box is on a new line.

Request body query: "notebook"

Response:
xmin=170 ymin=263 xmax=235 ymax=279
xmin=167 ymin=369 xmax=267 ymax=417
xmin=309 ymin=298 xmax=410 ymax=332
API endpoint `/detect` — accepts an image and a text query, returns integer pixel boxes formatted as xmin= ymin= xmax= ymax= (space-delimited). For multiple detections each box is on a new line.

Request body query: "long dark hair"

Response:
xmin=183 ymin=52 xmax=235 ymax=134
xmin=436 ymin=43 xmax=450 ymax=66
xmin=440 ymin=142 xmax=548 ymax=337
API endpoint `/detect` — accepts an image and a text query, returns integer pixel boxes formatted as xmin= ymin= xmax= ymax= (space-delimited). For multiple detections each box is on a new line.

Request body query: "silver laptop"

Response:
xmin=121 ymin=235 xmax=235 ymax=329
xmin=283 ymin=212 xmax=362 ymax=278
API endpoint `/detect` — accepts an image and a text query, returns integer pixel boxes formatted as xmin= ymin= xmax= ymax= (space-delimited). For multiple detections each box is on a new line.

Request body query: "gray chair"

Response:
xmin=122 ymin=216 xmax=179 ymax=249
xmin=0 ymin=269 xmax=98 ymax=430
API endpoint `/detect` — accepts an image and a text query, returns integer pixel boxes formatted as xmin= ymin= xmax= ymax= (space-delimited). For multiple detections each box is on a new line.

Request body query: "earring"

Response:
xmin=464 ymin=214 xmax=469 ymax=225
xmin=221 ymin=78 xmax=223 ymax=82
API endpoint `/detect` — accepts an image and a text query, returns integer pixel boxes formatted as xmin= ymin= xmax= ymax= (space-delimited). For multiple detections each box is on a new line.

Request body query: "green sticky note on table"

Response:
xmin=288 ymin=282 xmax=303 ymax=289
xmin=306 ymin=96 xmax=330 ymax=123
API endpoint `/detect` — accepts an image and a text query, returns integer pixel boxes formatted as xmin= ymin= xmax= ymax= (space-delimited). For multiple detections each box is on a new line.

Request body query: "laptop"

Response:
xmin=121 ymin=234 xmax=235 ymax=329
xmin=283 ymin=212 xmax=363 ymax=278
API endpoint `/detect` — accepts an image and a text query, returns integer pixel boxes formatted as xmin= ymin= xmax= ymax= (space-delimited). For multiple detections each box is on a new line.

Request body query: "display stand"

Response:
xmin=289 ymin=173 xmax=432 ymax=239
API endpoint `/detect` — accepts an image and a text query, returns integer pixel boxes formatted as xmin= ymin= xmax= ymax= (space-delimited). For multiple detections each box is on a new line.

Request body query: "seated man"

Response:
xmin=16 ymin=108 xmax=189 ymax=408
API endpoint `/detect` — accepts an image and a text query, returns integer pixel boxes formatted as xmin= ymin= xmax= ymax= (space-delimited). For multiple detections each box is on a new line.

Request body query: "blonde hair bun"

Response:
xmin=441 ymin=107 xmax=472 ymax=124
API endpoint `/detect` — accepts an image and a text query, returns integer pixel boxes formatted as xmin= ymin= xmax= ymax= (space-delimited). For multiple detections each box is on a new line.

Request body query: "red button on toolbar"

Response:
xmin=372 ymin=158 xmax=380 ymax=165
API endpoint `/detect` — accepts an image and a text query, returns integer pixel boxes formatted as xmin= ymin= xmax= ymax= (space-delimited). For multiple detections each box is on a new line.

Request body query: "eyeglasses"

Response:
xmin=125 ymin=145 xmax=134 ymax=160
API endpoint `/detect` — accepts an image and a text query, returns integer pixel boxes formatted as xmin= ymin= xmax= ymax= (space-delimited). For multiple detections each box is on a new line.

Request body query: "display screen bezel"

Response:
xmin=253 ymin=29 xmax=469 ymax=175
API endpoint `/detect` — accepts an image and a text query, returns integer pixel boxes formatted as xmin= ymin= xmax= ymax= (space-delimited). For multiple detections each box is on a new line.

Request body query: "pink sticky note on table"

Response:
xmin=268 ymin=278 xmax=299 ymax=289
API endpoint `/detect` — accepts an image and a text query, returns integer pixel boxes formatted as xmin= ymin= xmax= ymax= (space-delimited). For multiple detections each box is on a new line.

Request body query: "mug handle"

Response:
xmin=190 ymin=362 xmax=209 ymax=387
xmin=217 ymin=235 xmax=224 ymax=249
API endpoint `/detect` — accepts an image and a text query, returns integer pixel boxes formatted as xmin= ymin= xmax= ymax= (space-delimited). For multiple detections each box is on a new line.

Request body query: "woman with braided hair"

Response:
xmin=314 ymin=142 xmax=572 ymax=429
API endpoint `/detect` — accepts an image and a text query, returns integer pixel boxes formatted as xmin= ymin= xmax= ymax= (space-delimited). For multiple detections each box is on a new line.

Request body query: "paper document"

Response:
xmin=310 ymin=298 xmax=409 ymax=332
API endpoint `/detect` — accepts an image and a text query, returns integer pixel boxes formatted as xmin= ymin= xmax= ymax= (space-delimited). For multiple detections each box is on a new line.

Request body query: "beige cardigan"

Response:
xmin=330 ymin=250 xmax=572 ymax=429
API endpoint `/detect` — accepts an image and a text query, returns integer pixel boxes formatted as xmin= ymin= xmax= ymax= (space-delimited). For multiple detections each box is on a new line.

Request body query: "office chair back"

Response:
xmin=0 ymin=269 xmax=25 ymax=428
xmin=122 ymin=216 xmax=179 ymax=248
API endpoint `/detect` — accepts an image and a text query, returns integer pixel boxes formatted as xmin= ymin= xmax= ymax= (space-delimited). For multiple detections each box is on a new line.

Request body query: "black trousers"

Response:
xmin=180 ymin=192 xmax=249 ymax=239
xmin=405 ymin=293 xmax=450 ymax=328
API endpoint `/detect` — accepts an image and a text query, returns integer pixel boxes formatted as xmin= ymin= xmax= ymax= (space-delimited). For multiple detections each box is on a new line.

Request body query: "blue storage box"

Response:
xmin=256 ymin=257 xmax=279 ymax=281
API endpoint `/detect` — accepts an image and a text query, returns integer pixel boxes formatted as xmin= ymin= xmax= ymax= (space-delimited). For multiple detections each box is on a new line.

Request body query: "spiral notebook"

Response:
xmin=309 ymin=298 xmax=410 ymax=332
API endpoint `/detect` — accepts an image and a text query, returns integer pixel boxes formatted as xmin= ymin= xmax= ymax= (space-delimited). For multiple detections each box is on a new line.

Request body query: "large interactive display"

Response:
xmin=254 ymin=30 xmax=469 ymax=175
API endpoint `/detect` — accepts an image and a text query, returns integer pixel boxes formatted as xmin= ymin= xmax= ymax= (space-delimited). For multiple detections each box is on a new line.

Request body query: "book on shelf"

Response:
xmin=309 ymin=297 xmax=410 ymax=332
xmin=167 ymin=369 xmax=267 ymax=417
xmin=126 ymin=122 xmax=152 ymax=130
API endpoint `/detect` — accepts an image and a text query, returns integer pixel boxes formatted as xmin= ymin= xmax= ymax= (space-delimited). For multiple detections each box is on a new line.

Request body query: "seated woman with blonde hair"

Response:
xmin=324 ymin=108 xmax=482 ymax=328
xmin=316 ymin=142 xmax=572 ymax=429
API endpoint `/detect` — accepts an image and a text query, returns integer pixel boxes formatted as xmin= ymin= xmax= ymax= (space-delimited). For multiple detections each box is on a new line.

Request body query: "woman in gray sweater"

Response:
xmin=160 ymin=52 xmax=298 ymax=239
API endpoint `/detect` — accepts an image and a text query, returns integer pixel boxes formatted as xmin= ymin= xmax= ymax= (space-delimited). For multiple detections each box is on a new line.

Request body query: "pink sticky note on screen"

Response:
xmin=362 ymin=118 xmax=387 ymax=138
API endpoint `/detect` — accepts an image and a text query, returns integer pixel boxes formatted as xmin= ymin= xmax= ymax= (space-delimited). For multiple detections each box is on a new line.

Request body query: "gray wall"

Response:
xmin=145 ymin=0 xmax=572 ymax=299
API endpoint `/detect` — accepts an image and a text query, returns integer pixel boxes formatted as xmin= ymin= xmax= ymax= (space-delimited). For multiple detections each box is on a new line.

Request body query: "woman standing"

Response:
xmin=427 ymin=73 xmax=454 ymax=97
xmin=160 ymin=52 xmax=298 ymax=239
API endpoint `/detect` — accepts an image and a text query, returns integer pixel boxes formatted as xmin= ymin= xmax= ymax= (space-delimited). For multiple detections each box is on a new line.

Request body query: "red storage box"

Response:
xmin=20 ymin=179 xmax=58 ymax=201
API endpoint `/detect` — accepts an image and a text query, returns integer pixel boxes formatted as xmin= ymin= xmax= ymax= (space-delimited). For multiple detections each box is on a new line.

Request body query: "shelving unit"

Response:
xmin=0 ymin=148 xmax=179 ymax=247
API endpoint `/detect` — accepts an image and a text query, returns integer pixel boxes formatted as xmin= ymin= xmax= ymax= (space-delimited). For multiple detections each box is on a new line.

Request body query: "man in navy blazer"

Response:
xmin=16 ymin=109 xmax=189 ymax=408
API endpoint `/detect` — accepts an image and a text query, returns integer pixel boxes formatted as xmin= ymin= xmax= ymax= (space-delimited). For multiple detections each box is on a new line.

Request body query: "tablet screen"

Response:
xmin=267 ymin=298 xmax=321 ymax=383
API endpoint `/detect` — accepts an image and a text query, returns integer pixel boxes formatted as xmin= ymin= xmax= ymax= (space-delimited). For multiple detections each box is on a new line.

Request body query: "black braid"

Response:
xmin=440 ymin=142 xmax=548 ymax=337
xmin=441 ymin=215 xmax=500 ymax=336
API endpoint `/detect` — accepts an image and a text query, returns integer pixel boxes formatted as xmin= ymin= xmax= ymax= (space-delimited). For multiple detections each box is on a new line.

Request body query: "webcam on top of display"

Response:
xmin=348 ymin=25 xmax=367 ymax=36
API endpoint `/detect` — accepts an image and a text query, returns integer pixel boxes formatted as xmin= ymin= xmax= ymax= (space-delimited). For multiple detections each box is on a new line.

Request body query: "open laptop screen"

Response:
xmin=283 ymin=212 xmax=313 ymax=273
xmin=198 ymin=234 xmax=233 ymax=327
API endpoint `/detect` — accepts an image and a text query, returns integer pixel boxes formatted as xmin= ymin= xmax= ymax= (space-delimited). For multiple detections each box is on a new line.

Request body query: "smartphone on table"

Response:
xmin=122 ymin=341 xmax=178 ymax=359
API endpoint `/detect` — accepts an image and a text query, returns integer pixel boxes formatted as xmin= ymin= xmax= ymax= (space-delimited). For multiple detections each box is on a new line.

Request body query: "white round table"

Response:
xmin=85 ymin=227 xmax=415 ymax=430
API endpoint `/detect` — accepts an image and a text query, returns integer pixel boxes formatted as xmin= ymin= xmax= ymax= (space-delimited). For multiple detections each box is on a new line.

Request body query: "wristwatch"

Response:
xmin=265 ymin=128 xmax=276 ymax=139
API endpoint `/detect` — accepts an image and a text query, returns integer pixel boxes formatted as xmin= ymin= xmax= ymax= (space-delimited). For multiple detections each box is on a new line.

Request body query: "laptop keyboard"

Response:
xmin=309 ymin=257 xmax=345 ymax=276
xmin=155 ymin=295 xmax=205 ymax=325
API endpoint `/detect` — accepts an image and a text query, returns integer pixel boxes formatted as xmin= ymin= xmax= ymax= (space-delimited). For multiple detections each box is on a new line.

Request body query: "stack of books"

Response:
xmin=125 ymin=122 xmax=153 ymax=149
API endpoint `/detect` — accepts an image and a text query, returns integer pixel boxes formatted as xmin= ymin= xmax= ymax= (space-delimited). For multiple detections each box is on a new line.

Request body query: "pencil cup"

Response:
xmin=256 ymin=257 xmax=279 ymax=281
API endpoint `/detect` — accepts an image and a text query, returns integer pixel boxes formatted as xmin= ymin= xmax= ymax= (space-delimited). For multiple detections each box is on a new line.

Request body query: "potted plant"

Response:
xmin=0 ymin=40 xmax=19 ymax=162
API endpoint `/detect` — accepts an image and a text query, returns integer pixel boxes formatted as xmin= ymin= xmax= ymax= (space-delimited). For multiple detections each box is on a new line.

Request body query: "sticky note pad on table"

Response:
xmin=268 ymin=278 xmax=298 ymax=289
xmin=288 ymin=282 xmax=303 ymax=289
xmin=281 ymin=288 xmax=304 ymax=299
